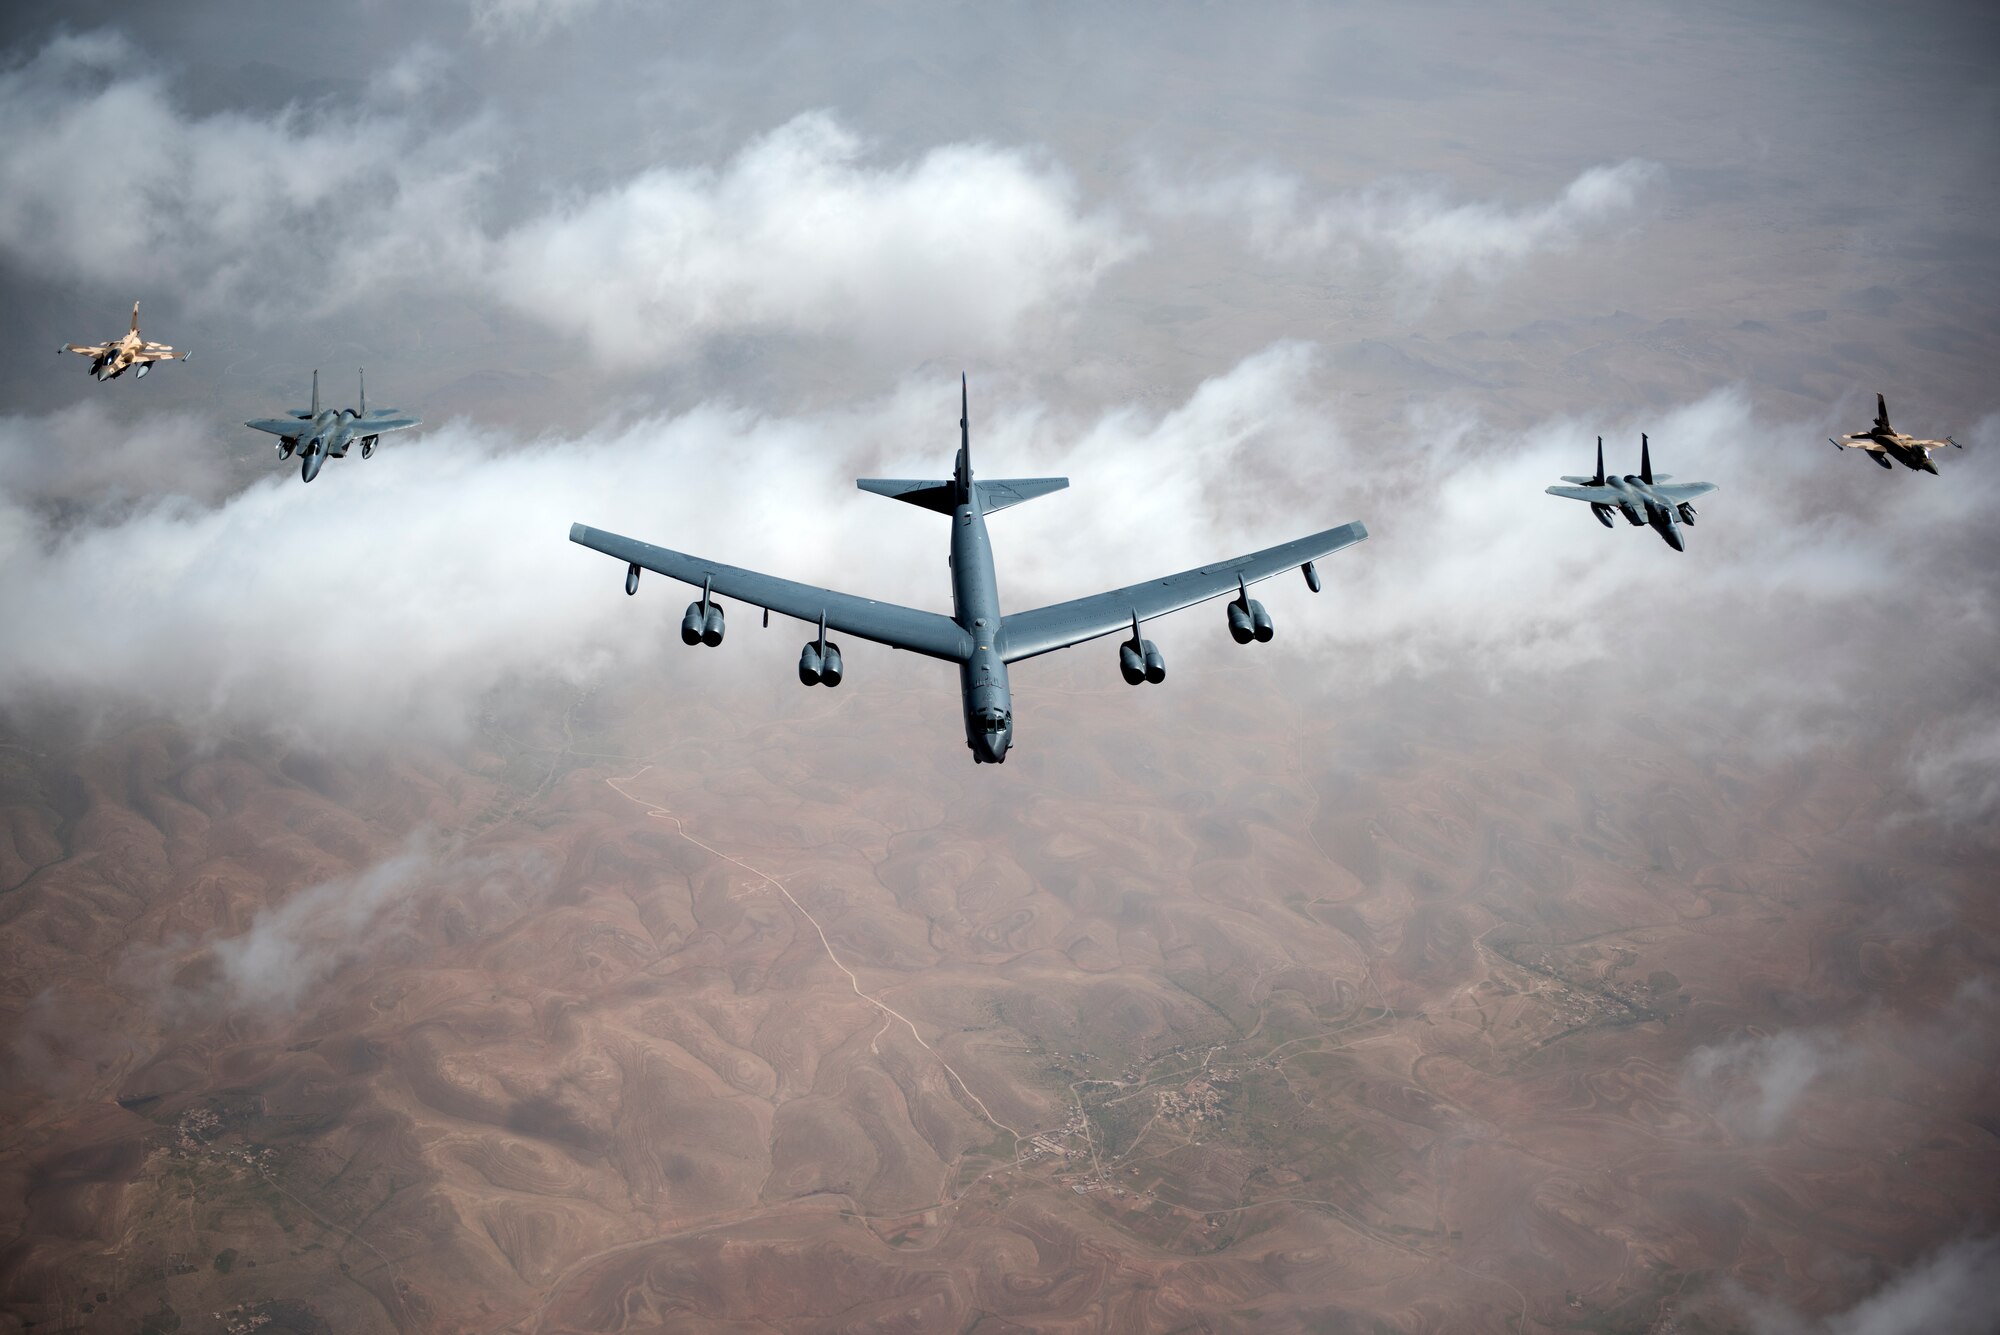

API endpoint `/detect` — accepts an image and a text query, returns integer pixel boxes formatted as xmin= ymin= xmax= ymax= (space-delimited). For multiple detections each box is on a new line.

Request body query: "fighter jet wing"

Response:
xmin=1546 ymin=484 xmax=1621 ymax=502
xmin=245 ymin=418 xmax=305 ymax=437
xmin=1649 ymin=482 xmax=1715 ymax=502
xmin=354 ymin=411 xmax=420 ymax=433
xmin=61 ymin=343 xmax=108 ymax=356
xmin=997 ymin=521 xmax=1368 ymax=664
xmin=570 ymin=523 xmax=973 ymax=662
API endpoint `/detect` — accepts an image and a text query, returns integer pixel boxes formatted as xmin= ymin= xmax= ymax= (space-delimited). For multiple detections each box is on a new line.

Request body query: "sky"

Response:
xmin=1 ymin=1 xmax=1998 ymax=1324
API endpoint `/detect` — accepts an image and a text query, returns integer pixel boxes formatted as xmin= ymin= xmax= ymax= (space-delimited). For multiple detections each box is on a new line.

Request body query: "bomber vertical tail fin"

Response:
xmin=954 ymin=372 xmax=972 ymax=501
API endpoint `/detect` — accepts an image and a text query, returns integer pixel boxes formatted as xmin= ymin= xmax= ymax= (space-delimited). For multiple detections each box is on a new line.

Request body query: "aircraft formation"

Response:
xmin=52 ymin=297 xmax=1968 ymax=762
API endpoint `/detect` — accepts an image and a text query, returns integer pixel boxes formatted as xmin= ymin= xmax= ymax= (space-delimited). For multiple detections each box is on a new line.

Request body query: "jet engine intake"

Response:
xmin=1250 ymin=600 xmax=1273 ymax=643
xmin=625 ymin=563 xmax=641 ymax=596
xmin=702 ymin=604 xmax=725 ymax=647
xmin=681 ymin=601 xmax=706 ymax=645
xmin=1118 ymin=642 xmax=1146 ymax=685
xmin=1227 ymin=601 xmax=1255 ymax=644
xmin=1142 ymin=640 xmax=1166 ymax=684
xmin=819 ymin=642 xmax=844 ymax=687
xmin=799 ymin=642 xmax=822 ymax=685
xmin=1590 ymin=503 xmax=1615 ymax=528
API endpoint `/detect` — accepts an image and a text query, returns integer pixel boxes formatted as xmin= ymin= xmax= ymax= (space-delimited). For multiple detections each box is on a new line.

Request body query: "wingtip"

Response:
xmin=1350 ymin=520 xmax=1370 ymax=539
xmin=568 ymin=522 xmax=589 ymax=543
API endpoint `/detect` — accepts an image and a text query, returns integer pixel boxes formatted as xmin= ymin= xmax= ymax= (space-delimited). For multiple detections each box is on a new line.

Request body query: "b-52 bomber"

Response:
xmin=246 ymin=370 xmax=421 ymax=482
xmin=1546 ymin=434 xmax=1715 ymax=551
xmin=57 ymin=301 xmax=189 ymax=381
xmin=1831 ymin=394 xmax=1959 ymax=474
xmin=571 ymin=376 xmax=1368 ymax=764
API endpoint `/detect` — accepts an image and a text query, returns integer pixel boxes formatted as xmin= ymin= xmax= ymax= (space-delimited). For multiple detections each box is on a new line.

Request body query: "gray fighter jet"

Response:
xmin=245 ymin=370 xmax=420 ymax=482
xmin=571 ymin=376 xmax=1368 ymax=764
xmin=1831 ymin=394 xmax=1958 ymax=474
xmin=1546 ymin=434 xmax=1715 ymax=551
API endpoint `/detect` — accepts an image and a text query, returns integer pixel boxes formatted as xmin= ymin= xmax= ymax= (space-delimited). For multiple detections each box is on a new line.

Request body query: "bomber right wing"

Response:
xmin=997 ymin=522 xmax=1367 ymax=664
xmin=570 ymin=524 xmax=972 ymax=662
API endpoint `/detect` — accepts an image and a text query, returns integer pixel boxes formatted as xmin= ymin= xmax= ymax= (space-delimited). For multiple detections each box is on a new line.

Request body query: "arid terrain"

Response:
xmin=1 ymin=661 xmax=1996 ymax=1334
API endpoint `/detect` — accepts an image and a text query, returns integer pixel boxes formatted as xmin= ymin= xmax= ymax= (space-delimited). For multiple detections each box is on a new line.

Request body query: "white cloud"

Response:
xmin=1731 ymin=1234 xmax=2000 ymax=1335
xmin=468 ymin=0 xmax=617 ymax=42
xmin=1150 ymin=159 xmax=1661 ymax=290
xmin=488 ymin=112 xmax=1140 ymax=365
xmin=1 ymin=346 xmax=1995 ymax=756
xmin=1683 ymin=1028 xmax=1847 ymax=1140
xmin=0 ymin=31 xmax=492 ymax=318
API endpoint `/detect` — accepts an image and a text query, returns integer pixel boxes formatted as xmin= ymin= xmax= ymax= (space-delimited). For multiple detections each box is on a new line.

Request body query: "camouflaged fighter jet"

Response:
xmin=1831 ymin=394 xmax=1959 ymax=474
xmin=1546 ymin=434 xmax=1715 ymax=551
xmin=571 ymin=375 xmax=1368 ymax=765
xmin=57 ymin=301 xmax=189 ymax=381
xmin=246 ymin=369 xmax=420 ymax=483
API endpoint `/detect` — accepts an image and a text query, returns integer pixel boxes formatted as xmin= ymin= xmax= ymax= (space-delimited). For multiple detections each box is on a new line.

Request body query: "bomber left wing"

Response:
xmin=570 ymin=524 xmax=972 ymax=662
xmin=997 ymin=521 xmax=1368 ymax=664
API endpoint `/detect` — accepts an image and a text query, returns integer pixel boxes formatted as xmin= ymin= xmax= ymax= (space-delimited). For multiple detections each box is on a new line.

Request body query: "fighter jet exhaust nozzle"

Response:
xmin=799 ymin=642 xmax=823 ymax=685
xmin=1677 ymin=503 xmax=1697 ymax=525
xmin=625 ymin=564 xmax=641 ymax=596
xmin=1591 ymin=503 xmax=1616 ymax=529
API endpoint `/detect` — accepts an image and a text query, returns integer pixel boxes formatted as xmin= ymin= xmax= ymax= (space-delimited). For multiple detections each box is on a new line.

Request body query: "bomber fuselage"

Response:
xmin=950 ymin=491 xmax=1013 ymax=764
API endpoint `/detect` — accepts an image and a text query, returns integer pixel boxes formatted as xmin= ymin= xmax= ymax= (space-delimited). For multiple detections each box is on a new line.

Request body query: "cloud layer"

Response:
xmin=1149 ymin=159 xmax=1661 ymax=291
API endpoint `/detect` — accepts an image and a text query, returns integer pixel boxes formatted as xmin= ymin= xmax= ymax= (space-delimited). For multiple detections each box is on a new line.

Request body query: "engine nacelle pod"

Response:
xmin=624 ymin=564 xmax=641 ymax=596
xmin=1676 ymin=502 xmax=1697 ymax=525
xmin=681 ymin=602 xmax=706 ymax=645
xmin=1142 ymin=640 xmax=1166 ymax=684
xmin=1591 ymin=503 xmax=1616 ymax=528
xmin=1227 ymin=602 xmax=1255 ymax=644
xmin=1118 ymin=642 xmax=1146 ymax=685
xmin=702 ymin=604 xmax=725 ymax=647
xmin=798 ymin=643 xmax=823 ymax=685
xmin=819 ymin=642 xmax=843 ymax=687
xmin=1249 ymin=599 xmax=1274 ymax=643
